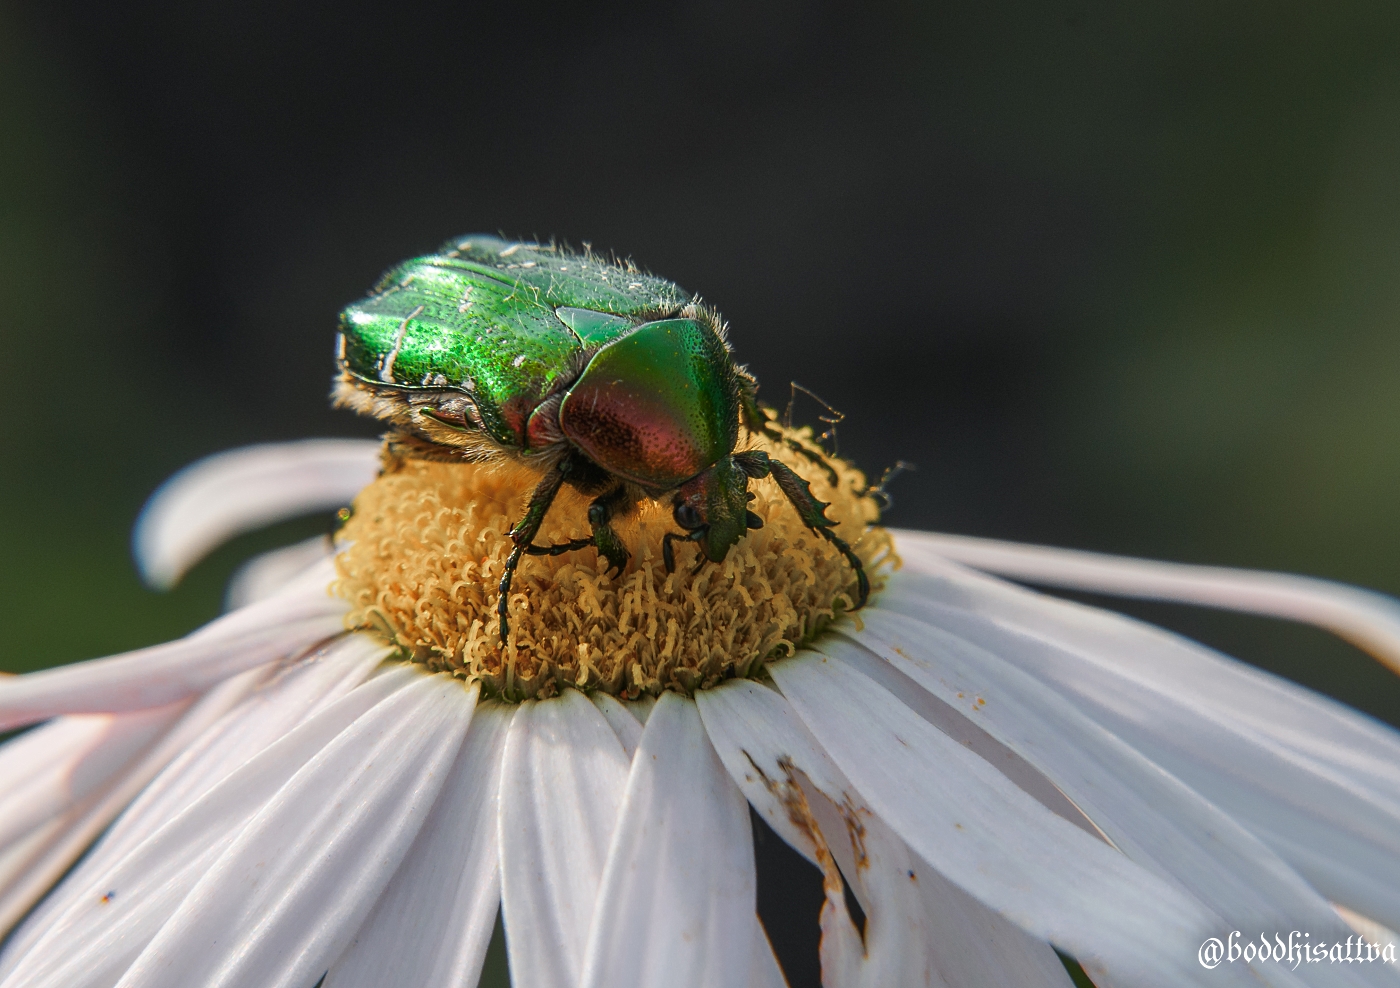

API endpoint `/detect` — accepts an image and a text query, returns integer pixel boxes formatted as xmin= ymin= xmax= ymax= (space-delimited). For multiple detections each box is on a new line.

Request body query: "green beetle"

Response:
xmin=333 ymin=235 xmax=868 ymax=641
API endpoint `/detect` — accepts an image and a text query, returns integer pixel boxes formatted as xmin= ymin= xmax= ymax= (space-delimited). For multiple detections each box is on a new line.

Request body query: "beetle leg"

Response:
xmin=765 ymin=425 xmax=840 ymax=486
xmin=525 ymin=536 xmax=595 ymax=556
xmin=662 ymin=532 xmax=682 ymax=573
xmin=587 ymin=485 xmax=631 ymax=574
xmin=662 ymin=529 xmax=705 ymax=574
xmin=498 ymin=463 xmax=569 ymax=643
xmin=689 ymin=543 xmax=711 ymax=576
xmin=733 ymin=450 xmax=773 ymax=478
xmin=767 ymin=459 xmax=870 ymax=609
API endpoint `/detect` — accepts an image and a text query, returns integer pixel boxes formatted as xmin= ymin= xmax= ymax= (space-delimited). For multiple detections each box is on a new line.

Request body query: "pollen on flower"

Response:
xmin=332 ymin=424 xmax=896 ymax=701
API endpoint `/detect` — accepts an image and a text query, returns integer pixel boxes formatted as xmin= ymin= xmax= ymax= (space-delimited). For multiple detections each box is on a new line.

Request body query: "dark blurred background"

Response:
xmin=4 ymin=0 xmax=1400 ymax=983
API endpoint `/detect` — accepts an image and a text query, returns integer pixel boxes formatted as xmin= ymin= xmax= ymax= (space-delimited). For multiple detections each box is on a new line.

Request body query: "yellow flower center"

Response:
xmin=333 ymin=426 xmax=895 ymax=700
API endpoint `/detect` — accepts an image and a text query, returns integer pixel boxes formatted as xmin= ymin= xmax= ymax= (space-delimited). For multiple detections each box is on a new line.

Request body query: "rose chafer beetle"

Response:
xmin=333 ymin=235 xmax=869 ymax=641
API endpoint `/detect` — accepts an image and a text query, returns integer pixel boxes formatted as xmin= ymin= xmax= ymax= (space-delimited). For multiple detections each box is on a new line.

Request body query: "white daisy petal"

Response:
xmin=892 ymin=538 xmax=1400 ymax=797
xmin=913 ymin=864 xmax=1076 ymax=988
xmin=697 ymin=679 xmax=1066 ymax=988
xmin=807 ymin=790 xmax=943 ymax=987
xmin=0 ymin=719 xmax=121 ymax=796
xmin=0 ymin=665 xmax=421 ymax=988
xmin=501 ymin=690 xmax=630 ymax=988
xmin=694 ymin=679 xmax=825 ymax=866
xmin=817 ymin=883 xmax=872 ymax=988
xmin=112 ymin=673 xmax=475 ymax=988
xmin=702 ymin=684 xmax=943 ymax=987
xmin=224 ymin=534 xmax=336 ymax=610
xmin=839 ymin=612 xmax=1368 ymax=941
xmin=880 ymin=555 xmax=1400 ymax=932
xmin=0 ymin=577 xmax=347 ymax=730
xmin=0 ymin=664 xmax=264 ymax=955
xmin=899 ymin=530 xmax=1400 ymax=675
xmin=0 ymin=822 xmax=74 ymax=927
xmin=205 ymin=556 xmax=344 ymax=627
xmin=580 ymin=692 xmax=757 ymax=988
xmin=134 ymin=438 xmax=381 ymax=590
xmin=0 ymin=637 xmax=381 ymax=968
xmin=0 ymin=704 xmax=184 ymax=853
xmin=0 ymin=632 xmax=380 ymax=962
xmin=591 ymin=692 xmax=644 ymax=758
xmin=627 ymin=693 xmax=656 ymax=725
xmin=0 ymin=618 xmax=338 ymax=731
xmin=94 ymin=634 xmax=389 ymax=866
xmin=326 ymin=702 xmax=513 ymax=988
xmin=768 ymin=649 xmax=1250 ymax=988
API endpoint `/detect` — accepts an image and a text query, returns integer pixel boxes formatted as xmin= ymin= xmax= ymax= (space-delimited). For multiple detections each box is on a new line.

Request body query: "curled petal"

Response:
xmin=134 ymin=439 xmax=380 ymax=590
xmin=0 ymin=570 xmax=347 ymax=731
xmin=898 ymin=530 xmax=1400 ymax=674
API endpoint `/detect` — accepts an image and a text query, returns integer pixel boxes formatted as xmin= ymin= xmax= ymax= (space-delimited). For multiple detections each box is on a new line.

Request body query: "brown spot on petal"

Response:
xmin=745 ymin=752 xmax=846 ymax=901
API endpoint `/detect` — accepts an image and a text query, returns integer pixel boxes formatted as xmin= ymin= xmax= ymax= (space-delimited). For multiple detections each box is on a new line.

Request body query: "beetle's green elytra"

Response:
xmin=333 ymin=235 xmax=869 ymax=642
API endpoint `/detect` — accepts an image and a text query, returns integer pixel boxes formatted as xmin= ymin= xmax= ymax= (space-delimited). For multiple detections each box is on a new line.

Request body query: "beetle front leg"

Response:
xmin=498 ymin=463 xmax=568 ymax=643
xmin=662 ymin=530 xmax=704 ymax=573
xmin=525 ymin=536 xmax=595 ymax=557
xmin=587 ymin=485 xmax=631 ymax=574
xmin=766 ymin=459 xmax=870 ymax=609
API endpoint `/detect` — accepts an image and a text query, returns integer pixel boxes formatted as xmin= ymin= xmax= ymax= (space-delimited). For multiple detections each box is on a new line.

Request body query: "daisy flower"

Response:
xmin=0 ymin=427 xmax=1397 ymax=988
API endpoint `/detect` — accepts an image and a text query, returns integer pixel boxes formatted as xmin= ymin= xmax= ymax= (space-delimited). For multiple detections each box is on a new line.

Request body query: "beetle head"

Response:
xmin=673 ymin=456 xmax=762 ymax=562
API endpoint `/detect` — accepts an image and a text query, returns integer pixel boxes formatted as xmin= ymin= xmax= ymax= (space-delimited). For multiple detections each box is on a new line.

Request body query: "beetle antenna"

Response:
xmin=748 ymin=383 xmax=844 ymax=487
xmin=867 ymin=460 xmax=916 ymax=512
xmin=744 ymin=400 xmax=841 ymax=487
xmin=783 ymin=382 xmax=844 ymax=456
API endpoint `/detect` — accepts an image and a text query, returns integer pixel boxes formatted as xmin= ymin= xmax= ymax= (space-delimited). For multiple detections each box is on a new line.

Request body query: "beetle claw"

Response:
xmin=662 ymin=529 xmax=708 ymax=575
xmin=590 ymin=524 xmax=629 ymax=574
xmin=587 ymin=487 xmax=631 ymax=575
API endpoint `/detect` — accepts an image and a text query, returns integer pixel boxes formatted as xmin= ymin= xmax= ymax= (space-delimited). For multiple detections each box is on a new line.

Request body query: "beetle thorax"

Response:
xmin=553 ymin=317 xmax=742 ymax=493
